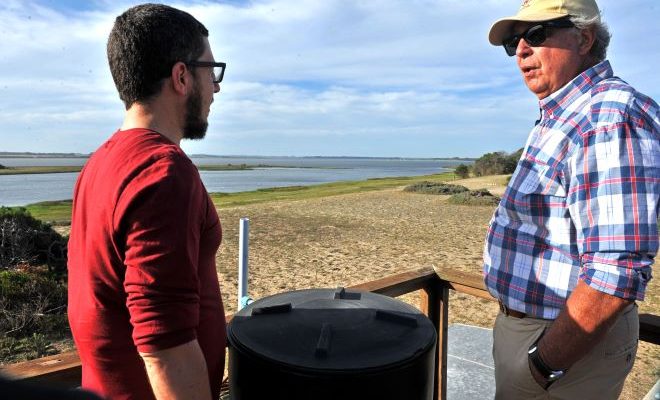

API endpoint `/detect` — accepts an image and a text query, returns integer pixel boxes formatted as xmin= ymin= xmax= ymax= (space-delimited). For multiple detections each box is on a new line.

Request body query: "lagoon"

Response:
xmin=0 ymin=157 xmax=465 ymax=207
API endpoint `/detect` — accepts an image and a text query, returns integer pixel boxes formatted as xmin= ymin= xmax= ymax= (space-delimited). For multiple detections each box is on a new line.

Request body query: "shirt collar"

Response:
xmin=539 ymin=60 xmax=613 ymax=114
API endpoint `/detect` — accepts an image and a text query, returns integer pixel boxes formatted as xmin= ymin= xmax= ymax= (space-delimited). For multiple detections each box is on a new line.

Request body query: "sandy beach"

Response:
xmin=214 ymin=175 xmax=658 ymax=400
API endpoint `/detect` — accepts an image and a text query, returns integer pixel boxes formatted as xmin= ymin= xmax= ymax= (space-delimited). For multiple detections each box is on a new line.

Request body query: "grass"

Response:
xmin=25 ymin=201 xmax=74 ymax=224
xmin=209 ymin=172 xmax=457 ymax=208
xmin=0 ymin=166 xmax=82 ymax=175
xmin=23 ymin=172 xmax=458 ymax=223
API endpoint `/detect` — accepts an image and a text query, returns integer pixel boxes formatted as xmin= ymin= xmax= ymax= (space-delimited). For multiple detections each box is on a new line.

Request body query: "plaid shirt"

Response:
xmin=483 ymin=61 xmax=659 ymax=320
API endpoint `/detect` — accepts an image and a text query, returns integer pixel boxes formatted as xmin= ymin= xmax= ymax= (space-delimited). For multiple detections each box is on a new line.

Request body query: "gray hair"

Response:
xmin=569 ymin=15 xmax=611 ymax=62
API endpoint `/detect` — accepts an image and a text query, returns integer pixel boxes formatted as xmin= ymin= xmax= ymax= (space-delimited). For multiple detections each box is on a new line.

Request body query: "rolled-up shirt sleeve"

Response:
xmin=569 ymin=98 xmax=659 ymax=300
xmin=117 ymin=156 xmax=205 ymax=353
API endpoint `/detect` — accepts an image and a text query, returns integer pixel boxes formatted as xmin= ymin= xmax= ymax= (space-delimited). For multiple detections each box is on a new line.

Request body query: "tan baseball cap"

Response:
xmin=488 ymin=0 xmax=601 ymax=45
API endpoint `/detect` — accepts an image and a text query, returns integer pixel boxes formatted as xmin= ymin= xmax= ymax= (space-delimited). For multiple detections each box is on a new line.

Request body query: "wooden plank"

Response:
xmin=639 ymin=313 xmax=660 ymax=345
xmin=447 ymin=282 xmax=494 ymax=302
xmin=0 ymin=350 xmax=81 ymax=387
xmin=432 ymin=264 xmax=486 ymax=291
xmin=349 ymin=267 xmax=438 ymax=297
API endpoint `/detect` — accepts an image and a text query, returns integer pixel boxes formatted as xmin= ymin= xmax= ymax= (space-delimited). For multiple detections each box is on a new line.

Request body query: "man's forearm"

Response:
xmin=537 ymin=280 xmax=633 ymax=370
xmin=140 ymin=339 xmax=212 ymax=400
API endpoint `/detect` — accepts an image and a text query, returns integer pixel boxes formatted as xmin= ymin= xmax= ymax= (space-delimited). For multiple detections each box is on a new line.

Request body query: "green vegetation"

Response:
xmin=448 ymin=188 xmax=500 ymax=206
xmin=403 ymin=181 xmax=469 ymax=195
xmin=1 ymin=270 xmax=69 ymax=363
xmin=0 ymin=207 xmax=67 ymax=274
xmin=0 ymin=164 xmax=7 ymax=170
xmin=454 ymin=164 xmax=470 ymax=179
xmin=472 ymin=148 xmax=523 ymax=177
xmin=0 ymin=166 xmax=82 ymax=175
xmin=25 ymin=201 xmax=73 ymax=225
xmin=210 ymin=173 xmax=456 ymax=208
xmin=0 ymin=208 xmax=69 ymax=364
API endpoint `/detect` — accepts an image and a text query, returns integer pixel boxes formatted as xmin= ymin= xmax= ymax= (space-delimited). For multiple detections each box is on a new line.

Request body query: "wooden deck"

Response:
xmin=2 ymin=266 xmax=659 ymax=399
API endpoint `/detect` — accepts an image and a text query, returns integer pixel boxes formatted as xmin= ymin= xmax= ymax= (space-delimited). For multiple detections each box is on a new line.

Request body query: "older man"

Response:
xmin=68 ymin=4 xmax=227 ymax=400
xmin=483 ymin=0 xmax=659 ymax=399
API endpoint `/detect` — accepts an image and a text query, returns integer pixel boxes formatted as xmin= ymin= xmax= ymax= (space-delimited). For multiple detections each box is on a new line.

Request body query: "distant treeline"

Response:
xmin=454 ymin=148 xmax=524 ymax=178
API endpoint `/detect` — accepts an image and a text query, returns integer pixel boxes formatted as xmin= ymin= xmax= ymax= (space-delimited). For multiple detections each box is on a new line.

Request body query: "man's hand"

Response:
xmin=527 ymin=357 xmax=549 ymax=389
xmin=140 ymin=339 xmax=212 ymax=400
xmin=536 ymin=280 xmax=632 ymax=372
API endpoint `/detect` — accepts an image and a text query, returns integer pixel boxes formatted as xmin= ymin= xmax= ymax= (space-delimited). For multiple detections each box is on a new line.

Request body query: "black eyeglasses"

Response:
xmin=502 ymin=19 xmax=575 ymax=56
xmin=186 ymin=61 xmax=226 ymax=83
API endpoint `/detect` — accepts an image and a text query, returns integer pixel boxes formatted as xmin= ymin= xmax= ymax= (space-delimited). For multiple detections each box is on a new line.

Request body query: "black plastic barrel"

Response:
xmin=227 ymin=288 xmax=437 ymax=400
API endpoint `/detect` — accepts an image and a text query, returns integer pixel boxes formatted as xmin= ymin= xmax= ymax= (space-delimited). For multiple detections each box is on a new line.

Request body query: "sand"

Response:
xmin=214 ymin=175 xmax=658 ymax=400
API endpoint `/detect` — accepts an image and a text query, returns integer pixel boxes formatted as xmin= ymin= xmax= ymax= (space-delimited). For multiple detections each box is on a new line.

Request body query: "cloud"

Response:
xmin=0 ymin=0 xmax=658 ymax=157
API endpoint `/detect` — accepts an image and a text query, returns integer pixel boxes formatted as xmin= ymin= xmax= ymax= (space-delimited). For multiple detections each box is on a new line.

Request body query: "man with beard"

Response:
xmin=67 ymin=4 xmax=227 ymax=400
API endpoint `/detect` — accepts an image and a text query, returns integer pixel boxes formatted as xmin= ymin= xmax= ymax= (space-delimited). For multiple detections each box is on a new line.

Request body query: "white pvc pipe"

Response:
xmin=238 ymin=217 xmax=250 ymax=310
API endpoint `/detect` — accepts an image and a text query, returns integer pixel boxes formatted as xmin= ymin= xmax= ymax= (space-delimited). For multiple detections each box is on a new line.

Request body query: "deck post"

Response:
xmin=421 ymin=277 xmax=449 ymax=400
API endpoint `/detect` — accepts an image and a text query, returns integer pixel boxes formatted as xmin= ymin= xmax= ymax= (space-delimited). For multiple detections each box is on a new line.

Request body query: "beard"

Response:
xmin=182 ymin=80 xmax=208 ymax=140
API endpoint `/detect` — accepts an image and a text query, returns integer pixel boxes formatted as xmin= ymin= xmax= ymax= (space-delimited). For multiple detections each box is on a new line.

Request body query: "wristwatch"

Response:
xmin=528 ymin=335 xmax=566 ymax=386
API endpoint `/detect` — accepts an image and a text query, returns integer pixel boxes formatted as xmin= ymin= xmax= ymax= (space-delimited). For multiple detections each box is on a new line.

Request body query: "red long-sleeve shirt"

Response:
xmin=68 ymin=129 xmax=226 ymax=400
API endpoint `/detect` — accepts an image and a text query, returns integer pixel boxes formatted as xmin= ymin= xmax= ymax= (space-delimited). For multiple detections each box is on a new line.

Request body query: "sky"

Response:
xmin=0 ymin=0 xmax=658 ymax=158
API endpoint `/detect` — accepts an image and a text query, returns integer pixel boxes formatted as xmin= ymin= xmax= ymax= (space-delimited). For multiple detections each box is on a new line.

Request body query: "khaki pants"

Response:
xmin=492 ymin=304 xmax=638 ymax=400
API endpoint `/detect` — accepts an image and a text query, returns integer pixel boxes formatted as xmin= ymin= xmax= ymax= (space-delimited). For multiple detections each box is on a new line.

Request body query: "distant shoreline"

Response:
xmin=0 ymin=164 xmax=318 ymax=175
xmin=0 ymin=152 xmax=476 ymax=162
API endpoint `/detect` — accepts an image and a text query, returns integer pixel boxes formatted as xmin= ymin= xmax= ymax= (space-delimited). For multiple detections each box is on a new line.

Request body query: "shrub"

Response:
xmin=0 ymin=164 xmax=7 ymax=169
xmin=404 ymin=181 xmax=469 ymax=195
xmin=0 ymin=270 xmax=68 ymax=337
xmin=0 ymin=269 xmax=69 ymax=363
xmin=0 ymin=207 xmax=67 ymax=274
xmin=454 ymin=164 xmax=470 ymax=179
xmin=448 ymin=188 xmax=501 ymax=206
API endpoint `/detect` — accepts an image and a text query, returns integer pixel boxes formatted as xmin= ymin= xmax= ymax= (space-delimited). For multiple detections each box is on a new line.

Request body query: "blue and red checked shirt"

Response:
xmin=483 ymin=60 xmax=659 ymax=320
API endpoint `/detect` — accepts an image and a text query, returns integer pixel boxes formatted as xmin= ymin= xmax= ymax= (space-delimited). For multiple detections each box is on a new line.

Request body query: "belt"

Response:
xmin=498 ymin=300 xmax=527 ymax=319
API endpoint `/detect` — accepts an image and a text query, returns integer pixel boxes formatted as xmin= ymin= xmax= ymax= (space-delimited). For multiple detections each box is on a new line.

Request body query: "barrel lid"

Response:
xmin=227 ymin=288 xmax=436 ymax=372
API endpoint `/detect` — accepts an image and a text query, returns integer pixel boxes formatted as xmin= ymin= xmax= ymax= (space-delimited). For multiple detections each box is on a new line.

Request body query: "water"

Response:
xmin=0 ymin=156 xmax=467 ymax=207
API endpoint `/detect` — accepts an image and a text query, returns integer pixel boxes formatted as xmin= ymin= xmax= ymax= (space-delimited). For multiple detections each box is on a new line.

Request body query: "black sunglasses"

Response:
xmin=502 ymin=19 xmax=575 ymax=56
xmin=186 ymin=61 xmax=226 ymax=83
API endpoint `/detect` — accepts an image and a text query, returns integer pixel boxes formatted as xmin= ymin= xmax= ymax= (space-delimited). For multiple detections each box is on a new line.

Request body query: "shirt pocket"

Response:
xmin=517 ymin=161 xmax=567 ymax=197
xmin=503 ymin=159 xmax=569 ymax=222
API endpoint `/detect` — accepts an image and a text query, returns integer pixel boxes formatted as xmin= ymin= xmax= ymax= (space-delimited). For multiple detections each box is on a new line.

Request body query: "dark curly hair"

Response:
xmin=107 ymin=3 xmax=209 ymax=109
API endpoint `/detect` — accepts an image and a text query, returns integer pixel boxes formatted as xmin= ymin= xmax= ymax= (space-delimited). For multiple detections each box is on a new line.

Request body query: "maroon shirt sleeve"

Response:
xmin=115 ymin=155 xmax=205 ymax=353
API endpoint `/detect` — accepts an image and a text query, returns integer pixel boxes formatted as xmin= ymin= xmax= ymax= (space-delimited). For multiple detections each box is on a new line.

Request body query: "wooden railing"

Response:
xmin=2 ymin=266 xmax=659 ymax=400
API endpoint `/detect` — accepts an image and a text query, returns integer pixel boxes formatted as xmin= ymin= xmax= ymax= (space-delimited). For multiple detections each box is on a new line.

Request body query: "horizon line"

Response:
xmin=0 ymin=151 xmax=477 ymax=160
